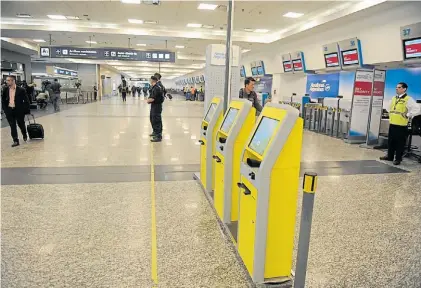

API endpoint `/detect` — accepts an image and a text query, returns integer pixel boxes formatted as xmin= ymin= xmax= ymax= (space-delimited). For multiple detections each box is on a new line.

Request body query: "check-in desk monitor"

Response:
xmin=213 ymin=100 xmax=255 ymax=225
xmin=237 ymin=103 xmax=303 ymax=283
xmin=200 ymin=97 xmax=224 ymax=193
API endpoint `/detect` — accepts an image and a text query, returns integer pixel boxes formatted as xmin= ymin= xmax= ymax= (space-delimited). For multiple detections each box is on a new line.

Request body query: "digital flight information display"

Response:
xmin=341 ymin=49 xmax=359 ymax=66
xmin=283 ymin=61 xmax=293 ymax=72
xmin=404 ymin=38 xmax=421 ymax=60
xmin=324 ymin=52 xmax=340 ymax=67
xmin=292 ymin=59 xmax=303 ymax=71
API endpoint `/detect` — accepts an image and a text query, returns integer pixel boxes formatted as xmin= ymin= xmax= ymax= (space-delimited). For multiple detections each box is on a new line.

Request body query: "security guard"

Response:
xmin=380 ymin=82 xmax=420 ymax=165
xmin=147 ymin=76 xmax=164 ymax=142
xmin=154 ymin=73 xmax=167 ymax=98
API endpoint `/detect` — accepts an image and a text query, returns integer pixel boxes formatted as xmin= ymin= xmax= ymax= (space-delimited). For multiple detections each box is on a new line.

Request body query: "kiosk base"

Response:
xmin=193 ymin=172 xmax=214 ymax=200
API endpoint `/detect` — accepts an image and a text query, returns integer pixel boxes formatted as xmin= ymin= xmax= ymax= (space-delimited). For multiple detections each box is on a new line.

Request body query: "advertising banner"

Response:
xmin=348 ymin=69 xmax=374 ymax=143
xmin=306 ymin=73 xmax=340 ymax=98
xmin=40 ymin=46 xmax=176 ymax=63
xmin=366 ymin=70 xmax=386 ymax=145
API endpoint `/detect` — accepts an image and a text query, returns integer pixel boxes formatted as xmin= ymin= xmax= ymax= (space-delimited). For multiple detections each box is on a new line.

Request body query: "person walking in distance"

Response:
xmin=380 ymin=82 xmax=420 ymax=165
xmin=121 ymin=77 xmax=127 ymax=102
xmin=1 ymin=75 xmax=30 ymax=147
xmin=50 ymin=79 xmax=61 ymax=112
xmin=147 ymin=76 xmax=164 ymax=142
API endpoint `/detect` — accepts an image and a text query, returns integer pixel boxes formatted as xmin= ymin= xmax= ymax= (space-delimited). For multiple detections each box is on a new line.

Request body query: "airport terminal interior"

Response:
xmin=1 ymin=1 xmax=421 ymax=287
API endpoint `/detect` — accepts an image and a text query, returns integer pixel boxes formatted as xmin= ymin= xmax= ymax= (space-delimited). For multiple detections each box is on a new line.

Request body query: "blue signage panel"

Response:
xmin=40 ymin=46 xmax=176 ymax=63
xmin=306 ymin=73 xmax=340 ymax=98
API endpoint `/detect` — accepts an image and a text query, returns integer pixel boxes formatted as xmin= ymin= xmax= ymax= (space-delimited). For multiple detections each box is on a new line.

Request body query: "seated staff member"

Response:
xmin=380 ymin=82 xmax=420 ymax=165
xmin=147 ymin=76 xmax=164 ymax=142
xmin=239 ymin=77 xmax=262 ymax=114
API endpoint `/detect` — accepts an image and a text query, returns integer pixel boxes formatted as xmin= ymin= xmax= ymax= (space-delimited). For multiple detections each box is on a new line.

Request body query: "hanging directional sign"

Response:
xmin=40 ymin=46 xmax=176 ymax=63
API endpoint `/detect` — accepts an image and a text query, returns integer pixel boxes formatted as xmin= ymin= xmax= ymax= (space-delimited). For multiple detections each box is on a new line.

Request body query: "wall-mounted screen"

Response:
xmin=251 ymin=67 xmax=258 ymax=76
xmin=283 ymin=61 xmax=293 ymax=72
xmin=292 ymin=59 xmax=303 ymax=71
xmin=257 ymin=66 xmax=264 ymax=75
xmin=248 ymin=117 xmax=279 ymax=156
xmin=240 ymin=67 xmax=246 ymax=77
xmin=324 ymin=52 xmax=340 ymax=67
xmin=220 ymin=108 xmax=239 ymax=133
xmin=403 ymin=38 xmax=421 ymax=60
xmin=341 ymin=49 xmax=359 ymax=66
xmin=204 ymin=103 xmax=217 ymax=122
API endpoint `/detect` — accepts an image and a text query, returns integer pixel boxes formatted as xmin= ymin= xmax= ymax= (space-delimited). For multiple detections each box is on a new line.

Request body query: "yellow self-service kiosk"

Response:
xmin=236 ymin=103 xmax=303 ymax=283
xmin=213 ymin=99 xmax=256 ymax=224
xmin=199 ymin=97 xmax=224 ymax=193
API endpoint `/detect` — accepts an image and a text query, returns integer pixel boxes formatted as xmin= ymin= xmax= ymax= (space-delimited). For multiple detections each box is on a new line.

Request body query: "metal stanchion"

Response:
xmin=65 ymin=92 xmax=68 ymax=104
xmin=336 ymin=108 xmax=342 ymax=138
xmin=294 ymin=172 xmax=318 ymax=288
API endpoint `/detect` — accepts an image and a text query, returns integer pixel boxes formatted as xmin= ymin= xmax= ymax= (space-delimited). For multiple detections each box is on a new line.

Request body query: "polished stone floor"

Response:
xmin=1 ymin=96 xmax=421 ymax=287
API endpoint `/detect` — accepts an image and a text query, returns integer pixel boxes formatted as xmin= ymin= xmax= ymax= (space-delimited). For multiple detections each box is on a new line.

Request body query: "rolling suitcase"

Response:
xmin=26 ymin=114 xmax=44 ymax=139
xmin=167 ymin=94 xmax=173 ymax=100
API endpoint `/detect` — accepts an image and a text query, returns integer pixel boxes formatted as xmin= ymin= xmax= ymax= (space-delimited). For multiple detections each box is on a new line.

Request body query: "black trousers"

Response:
xmin=5 ymin=107 xmax=27 ymax=142
xmin=387 ymin=124 xmax=408 ymax=161
xmin=122 ymin=92 xmax=127 ymax=101
xmin=150 ymin=105 xmax=163 ymax=137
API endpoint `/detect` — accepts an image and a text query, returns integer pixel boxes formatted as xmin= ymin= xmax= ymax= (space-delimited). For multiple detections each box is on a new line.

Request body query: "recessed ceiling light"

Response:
xmin=65 ymin=16 xmax=80 ymax=20
xmin=283 ymin=12 xmax=304 ymax=18
xmin=175 ymin=45 xmax=185 ymax=49
xmin=244 ymin=28 xmax=254 ymax=32
xmin=121 ymin=0 xmax=141 ymax=4
xmin=33 ymin=39 xmax=46 ymax=43
xmin=47 ymin=15 xmax=66 ymax=20
xmin=16 ymin=13 xmax=31 ymax=18
xmin=86 ymin=40 xmax=97 ymax=44
xmin=202 ymin=25 xmax=214 ymax=29
xmin=144 ymin=20 xmax=158 ymax=24
xmin=254 ymin=29 xmax=269 ymax=33
xmin=197 ymin=3 xmax=218 ymax=10
xmin=128 ymin=19 xmax=144 ymax=24
xmin=136 ymin=43 xmax=147 ymax=46
xmin=187 ymin=23 xmax=202 ymax=28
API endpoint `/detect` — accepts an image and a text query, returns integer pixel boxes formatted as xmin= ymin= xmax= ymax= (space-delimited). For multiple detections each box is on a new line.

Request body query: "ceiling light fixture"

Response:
xmin=175 ymin=45 xmax=185 ymax=49
xmin=128 ymin=19 xmax=144 ymax=24
xmin=47 ymin=15 xmax=66 ymax=20
xmin=202 ymin=24 xmax=214 ymax=29
xmin=244 ymin=28 xmax=254 ymax=32
xmin=254 ymin=29 xmax=269 ymax=33
xmin=283 ymin=12 xmax=304 ymax=18
xmin=121 ymin=0 xmax=141 ymax=4
xmin=65 ymin=16 xmax=80 ymax=20
xmin=16 ymin=13 xmax=32 ymax=18
xmin=197 ymin=3 xmax=218 ymax=10
xmin=136 ymin=43 xmax=147 ymax=46
xmin=33 ymin=39 xmax=46 ymax=43
xmin=187 ymin=23 xmax=202 ymax=28
xmin=86 ymin=40 xmax=97 ymax=44
xmin=144 ymin=20 xmax=158 ymax=24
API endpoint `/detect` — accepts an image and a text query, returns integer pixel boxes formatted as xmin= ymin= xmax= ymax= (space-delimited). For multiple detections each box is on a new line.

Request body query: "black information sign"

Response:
xmin=54 ymin=67 xmax=78 ymax=77
xmin=40 ymin=46 xmax=176 ymax=63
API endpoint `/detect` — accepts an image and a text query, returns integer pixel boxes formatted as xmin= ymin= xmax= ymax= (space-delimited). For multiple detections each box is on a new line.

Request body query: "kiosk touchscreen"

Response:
xmin=213 ymin=99 xmax=256 ymax=225
xmin=199 ymin=97 xmax=224 ymax=193
xmin=236 ymin=103 xmax=303 ymax=283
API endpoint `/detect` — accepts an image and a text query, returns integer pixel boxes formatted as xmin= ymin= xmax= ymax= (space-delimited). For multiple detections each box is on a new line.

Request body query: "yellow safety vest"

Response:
xmin=389 ymin=95 xmax=410 ymax=126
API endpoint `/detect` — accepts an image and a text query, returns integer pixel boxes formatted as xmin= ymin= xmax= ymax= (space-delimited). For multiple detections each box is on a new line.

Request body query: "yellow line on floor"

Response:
xmin=150 ymin=143 xmax=158 ymax=286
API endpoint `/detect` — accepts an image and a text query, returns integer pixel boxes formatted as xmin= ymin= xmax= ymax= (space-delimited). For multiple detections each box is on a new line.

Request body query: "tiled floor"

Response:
xmin=2 ymin=96 xmax=420 ymax=287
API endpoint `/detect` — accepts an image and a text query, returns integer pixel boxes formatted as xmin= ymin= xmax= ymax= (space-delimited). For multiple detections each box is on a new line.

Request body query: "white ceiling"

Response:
xmin=1 ymin=0 xmax=389 ymax=79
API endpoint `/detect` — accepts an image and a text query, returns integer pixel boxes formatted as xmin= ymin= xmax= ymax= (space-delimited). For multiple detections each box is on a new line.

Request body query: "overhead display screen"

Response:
xmin=292 ymin=59 xmax=303 ymax=71
xmin=249 ymin=117 xmax=279 ymax=156
xmin=240 ymin=66 xmax=246 ymax=77
xmin=257 ymin=66 xmax=264 ymax=75
xmin=324 ymin=52 xmax=340 ymax=67
xmin=283 ymin=61 xmax=293 ymax=72
xmin=220 ymin=108 xmax=239 ymax=133
xmin=204 ymin=103 xmax=217 ymax=122
xmin=341 ymin=49 xmax=359 ymax=66
xmin=403 ymin=38 xmax=421 ymax=60
xmin=251 ymin=67 xmax=258 ymax=76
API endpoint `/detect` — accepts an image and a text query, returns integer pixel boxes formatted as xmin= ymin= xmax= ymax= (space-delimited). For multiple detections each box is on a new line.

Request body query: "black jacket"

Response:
xmin=149 ymin=84 xmax=164 ymax=105
xmin=157 ymin=81 xmax=167 ymax=98
xmin=239 ymin=88 xmax=262 ymax=112
xmin=2 ymin=86 xmax=30 ymax=114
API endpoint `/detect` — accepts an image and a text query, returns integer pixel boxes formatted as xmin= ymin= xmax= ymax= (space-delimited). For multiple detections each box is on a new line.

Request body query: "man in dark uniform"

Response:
xmin=239 ymin=77 xmax=262 ymax=115
xmin=154 ymin=73 xmax=166 ymax=99
xmin=147 ymin=76 xmax=164 ymax=142
xmin=1 ymin=75 xmax=30 ymax=147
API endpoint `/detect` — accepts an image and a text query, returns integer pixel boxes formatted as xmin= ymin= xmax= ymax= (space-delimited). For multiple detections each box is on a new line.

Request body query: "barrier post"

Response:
xmin=294 ymin=172 xmax=318 ymax=288
xmin=65 ymin=92 xmax=68 ymax=104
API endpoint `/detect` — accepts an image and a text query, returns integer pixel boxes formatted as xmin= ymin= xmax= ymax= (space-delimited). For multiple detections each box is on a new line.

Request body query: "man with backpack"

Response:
xmin=50 ymin=79 xmax=61 ymax=112
xmin=147 ymin=76 xmax=164 ymax=142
